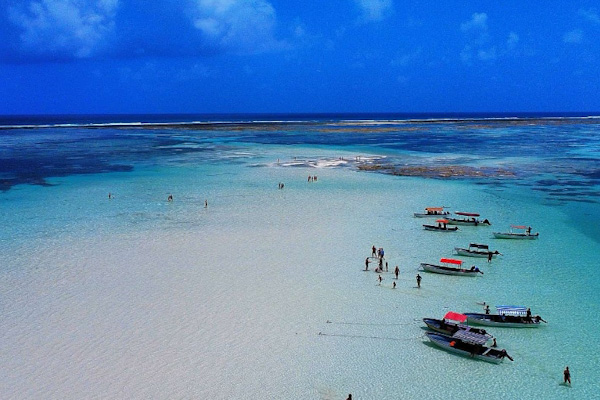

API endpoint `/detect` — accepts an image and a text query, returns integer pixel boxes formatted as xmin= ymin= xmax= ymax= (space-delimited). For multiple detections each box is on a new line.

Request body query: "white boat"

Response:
xmin=454 ymin=243 xmax=500 ymax=258
xmin=425 ymin=331 xmax=512 ymax=364
xmin=414 ymin=207 xmax=451 ymax=218
xmin=465 ymin=306 xmax=547 ymax=328
xmin=420 ymin=258 xmax=483 ymax=276
xmin=423 ymin=219 xmax=459 ymax=232
xmin=446 ymin=211 xmax=491 ymax=226
xmin=493 ymin=225 xmax=538 ymax=239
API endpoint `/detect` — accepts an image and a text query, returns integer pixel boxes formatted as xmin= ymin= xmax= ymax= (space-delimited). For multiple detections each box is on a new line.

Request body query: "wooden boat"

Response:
xmin=423 ymin=219 xmax=459 ymax=232
xmin=446 ymin=212 xmax=491 ymax=226
xmin=423 ymin=315 xmax=491 ymax=338
xmin=493 ymin=225 xmax=538 ymax=239
xmin=414 ymin=207 xmax=451 ymax=218
xmin=421 ymin=258 xmax=483 ymax=276
xmin=454 ymin=243 xmax=500 ymax=258
xmin=465 ymin=306 xmax=547 ymax=328
xmin=425 ymin=332 xmax=512 ymax=364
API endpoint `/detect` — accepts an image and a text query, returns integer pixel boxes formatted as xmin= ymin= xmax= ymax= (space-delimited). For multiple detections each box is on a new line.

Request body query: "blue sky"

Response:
xmin=1 ymin=0 xmax=599 ymax=115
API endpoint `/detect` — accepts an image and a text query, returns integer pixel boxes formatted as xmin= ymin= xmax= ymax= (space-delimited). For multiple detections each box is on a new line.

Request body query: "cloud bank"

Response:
xmin=354 ymin=0 xmax=393 ymax=22
xmin=7 ymin=0 xmax=119 ymax=60
xmin=1 ymin=0 xmax=283 ymax=62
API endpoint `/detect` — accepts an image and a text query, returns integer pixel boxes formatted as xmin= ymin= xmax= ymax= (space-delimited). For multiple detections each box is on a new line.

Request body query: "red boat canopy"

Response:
xmin=511 ymin=225 xmax=527 ymax=229
xmin=436 ymin=219 xmax=449 ymax=223
xmin=425 ymin=207 xmax=444 ymax=211
xmin=456 ymin=211 xmax=480 ymax=217
xmin=444 ymin=311 xmax=467 ymax=323
xmin=440 ymin=258 xmax=463 ymax=265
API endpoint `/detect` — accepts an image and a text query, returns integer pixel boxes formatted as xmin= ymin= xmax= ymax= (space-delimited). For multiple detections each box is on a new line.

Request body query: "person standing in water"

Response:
xmin=394 ymin=265 xmax=399 ymax=279
xmin=365 ymin=258 xmax=370 ymax=271
xmin=416 ymin=273 xmax=422 ymax=288
xmin=563 ymin=366 xmax=571 ymax=385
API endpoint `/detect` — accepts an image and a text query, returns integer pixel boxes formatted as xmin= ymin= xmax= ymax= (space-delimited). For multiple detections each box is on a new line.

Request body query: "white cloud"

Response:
xmin=8 ymin=0 xmax=118 ymax=59
xmin=189 ymin=0 xmax=284 ymax=54
xmin=460 ymin=13 xmax=488 ymax=33
xmin=507 ymin=32 xmax=519 ymax=49
xmin=578 ymin=8 xmax=600 ymax=24
xmin=563 ymin=29 xmax=583 ymax=44
xmin=460 ymin=13 xmax=495 ymax=64
xmin=354 ymin=0 xmax=393 ymax=22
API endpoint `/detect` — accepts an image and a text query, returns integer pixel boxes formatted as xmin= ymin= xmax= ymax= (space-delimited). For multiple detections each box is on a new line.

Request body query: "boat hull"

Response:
xmin=422 ymin=318 xmax=490 ymax=337
xmin=414 ymin=212 xmax=451 ymax=218
xmin=421 ymin=263 xmax=481 ymax=276
xmin=423 ymin=225 xmax=458 ymax=232
xmin=493 ymin=232 xmax=538 ymax=239
xmin=454 ymin=248 xmax=496 ymax=258
xmin=447 ymin=219 xmax=487 ymax=226
xmin=425 ymin=332 xmax=505 ymax=364
xmin=465 ymin=313 xmax=542 ymax=328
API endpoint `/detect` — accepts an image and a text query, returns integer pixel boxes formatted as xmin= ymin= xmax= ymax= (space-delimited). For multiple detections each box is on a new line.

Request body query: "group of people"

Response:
xmin=307 ymin=175 xmax=318 ymax=182
xmin=365 ymin=245 xmax=422 ymax=289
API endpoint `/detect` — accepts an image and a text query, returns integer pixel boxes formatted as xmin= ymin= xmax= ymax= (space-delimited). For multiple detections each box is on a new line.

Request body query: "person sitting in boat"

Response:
xmin=485 ymin=305 xmax=490 ymax=314
xmin=535 ymin=315 xmax=547 ymax=323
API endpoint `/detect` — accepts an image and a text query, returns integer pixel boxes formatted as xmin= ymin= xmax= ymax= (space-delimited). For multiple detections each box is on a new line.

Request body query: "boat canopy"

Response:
xmin=444 ymin=311 xmax=467 ymax=323
xmin=452 ymin=330 xmax=489 ymax=345
xmin=510 ymin=225 xmax=527 ymax=229
xmin=436 ymin=219 xmax=449 ymax=223
xmin=426 ymin=207 xmax=444 ymax=211
xmin=469 ymin=243 xmax=489 ymax=249
xmin=440 ymin=258 xmax=463 ymax=265
xmin=496 ymin=305 xmax=528 ymax=316
xmin=456 ymin=211 xmax=480 ymax=217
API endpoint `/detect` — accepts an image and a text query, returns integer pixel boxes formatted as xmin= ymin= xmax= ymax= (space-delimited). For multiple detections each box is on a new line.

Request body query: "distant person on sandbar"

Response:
xmin=416 ymin=273 xmax=422 ymax=288
xmin=346 ymin=394 xmax=352 ymax=400
xmin=365 ymin=258 xmax=370 ymax=270
xmin=378 ymin=275 xmax=382 ymax=284
xmin=372 ymin=245 xmax=376 ymax=257
xmin=167 ymin=194 xmax=173 ymax=202
xmin=393 ymin=281 xmax=396 ymax=289
xmin=204 ymin=199 xmax=208 ymax=208
xmin=563 ymin=366 xmax=571 ymax=385
xmin=395 ymin=265 xmax=399 ymax=279
xmin=385 ymin=261 xmax=388 ymax=272
xmin=108 ymin=193 xmax=112 ymax=199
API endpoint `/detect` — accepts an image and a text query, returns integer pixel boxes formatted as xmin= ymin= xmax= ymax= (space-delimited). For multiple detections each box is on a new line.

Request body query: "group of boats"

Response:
xmin=416 ymin=207 xmax=545 ymax=363
xmin=423 ymin=306 xmax=547 ymax=363
xmin=416 ymin=207 xmax=539 ymax=239
xmin=417 ymin=206 xmax=538 ymax=276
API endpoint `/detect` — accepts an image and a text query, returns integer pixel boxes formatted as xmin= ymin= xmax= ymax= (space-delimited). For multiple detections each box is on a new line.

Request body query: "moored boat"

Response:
xmin=420 ymin=258 xmax=483 ymax=276
xmin=493 ymin=225 xmax=538 ymax=239
xmin=414 ymin=207 xmax=451 ymax=218
xmin=423 ymin=219 xmax=459 ymax=232
xmin=423 ymin=312 xmax=492 ymax=338
xmin=465 ymin=306 xmax=547 ymax=327
xmin=447 ymin=212 xmax=491 ymax=226
xmin=454 ymin=243 xmax=501 ymax=258
xmin=425 ymin=331 xmax=512 ymax=364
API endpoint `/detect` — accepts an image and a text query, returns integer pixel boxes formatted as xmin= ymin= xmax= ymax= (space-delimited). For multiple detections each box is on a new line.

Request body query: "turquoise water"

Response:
xmin=1 ymin=118 xmax=599 ymax=399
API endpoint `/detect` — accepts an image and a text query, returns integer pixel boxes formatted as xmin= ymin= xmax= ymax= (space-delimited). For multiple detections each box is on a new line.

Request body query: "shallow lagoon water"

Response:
xmin=1 ymin=118 xmax=599 ymax=399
